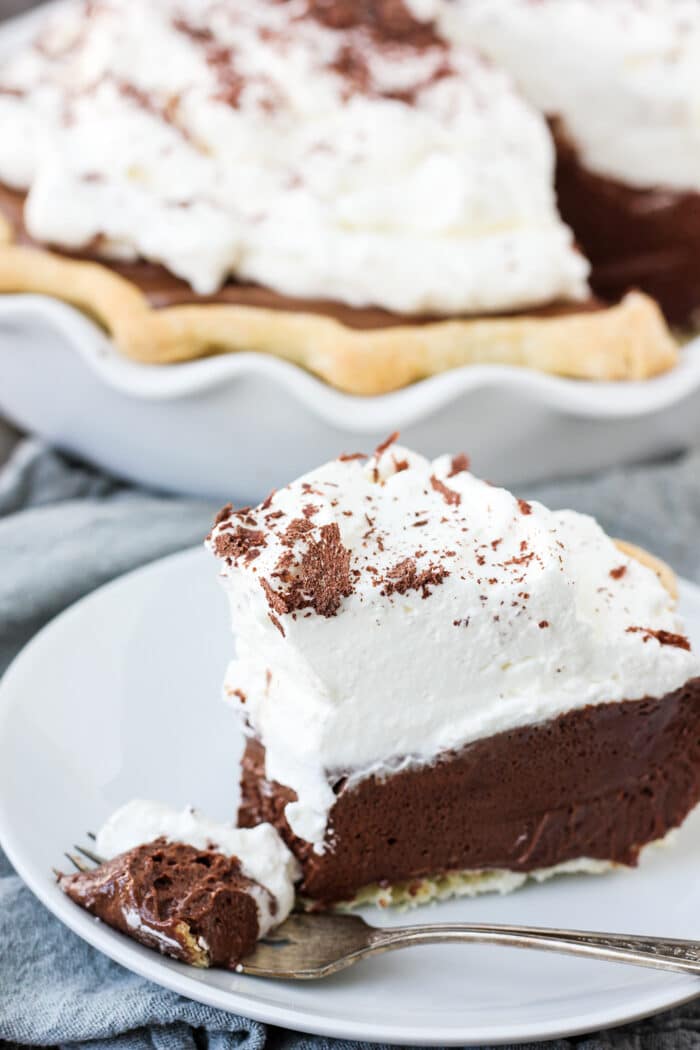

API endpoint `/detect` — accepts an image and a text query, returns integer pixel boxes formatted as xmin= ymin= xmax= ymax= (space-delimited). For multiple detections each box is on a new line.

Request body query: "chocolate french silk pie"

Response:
xmin=56 ymin=445 xmax=700 ymax=955
xmin=207 ymin=439 xmax=700 ymax=907
xmin=0 ymin=0 xmax=677 ymax=392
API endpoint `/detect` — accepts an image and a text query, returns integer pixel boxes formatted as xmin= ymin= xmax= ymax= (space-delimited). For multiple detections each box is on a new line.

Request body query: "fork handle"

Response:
xmin=369 ymin=923 xmax=700 ymax=977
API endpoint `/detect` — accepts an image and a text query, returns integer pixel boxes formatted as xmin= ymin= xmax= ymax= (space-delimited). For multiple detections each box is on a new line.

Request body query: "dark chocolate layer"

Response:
xmin=0 ymin=182 xmax=601 ymax=327
xmin=554 ymin=124 xmax=700 ymax=327
xmin=239 ymin=678 xmax=700 ymax=904
xmin=58 ymin=839 xmax=263 ymax=968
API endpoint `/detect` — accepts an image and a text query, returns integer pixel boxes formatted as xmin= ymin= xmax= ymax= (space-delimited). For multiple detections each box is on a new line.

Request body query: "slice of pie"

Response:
xmin=442 ymin=0 xmax=700 ymax=328
xmin=58 ymin=800 xmax=299 ymax=968
xmin=207 ymin=438 xmax=700 ymax=908
xmin=0 ymin=0 xmax=676 ymax=390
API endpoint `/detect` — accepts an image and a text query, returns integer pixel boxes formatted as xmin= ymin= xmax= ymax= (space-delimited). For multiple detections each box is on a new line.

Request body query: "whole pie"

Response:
xmin=0 ymin=0 xmax=677 ymax=392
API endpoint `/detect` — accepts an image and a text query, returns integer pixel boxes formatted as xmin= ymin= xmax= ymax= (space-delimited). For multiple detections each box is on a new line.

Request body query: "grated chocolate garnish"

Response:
xmin=338 ymin=452 xmax=367 ymax=461
xmin=281 ymin=517 xmax=315 ymax=546
xmin=261 ymin=578 xmax=288 ymax=617
xmin=213 ymin=526 xmax=266 ymax=565
xmin=381 ymin=557 xmax=449 ymax=599
xmin=304 ymin=0 xmax=442 ymax=48
xmin=172 ymin=16 xmax=264 ymax=110
xmin=626 ymin=626 xmax=691 ymax=651
xmin=213 ymin=502 xmax=233 ymax=526
xmin=374 ymin=431 xmax=400 ymax=457
xmin=260 ymin=523 xmax=353 ymax=619
xmin=298 ymin=522 xmax=353 ymax=615
xmin=115 ymin=80 xmax=192 ymax=141
xmin=448 ymin=453 xmax=470 ymax=477
xmin=430 ymin=475 xmax=461 ymax=507
xmin=271 ymin=550 xmax=295 ymax=580
xmin=502 ymin=552 xmax=535 ymax=568
xmin=517 ymin=499 xmax=532 ymax=515
xmin=329 ymin=42 xmax=371 ymax=97
xmin=610 ymin=565 xmax=627 ymax=580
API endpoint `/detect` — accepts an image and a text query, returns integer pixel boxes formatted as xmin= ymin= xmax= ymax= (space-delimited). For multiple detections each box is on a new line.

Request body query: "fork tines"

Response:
xmin=61 ymin=838 xmax=107 ymax=874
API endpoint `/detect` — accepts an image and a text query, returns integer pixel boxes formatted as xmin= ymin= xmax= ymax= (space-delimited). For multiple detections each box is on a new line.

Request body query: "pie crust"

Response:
xmin=0 ymin=214 xmax=678 ymax=395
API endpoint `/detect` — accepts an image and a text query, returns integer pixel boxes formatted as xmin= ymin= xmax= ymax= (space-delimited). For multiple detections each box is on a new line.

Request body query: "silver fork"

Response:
xmin=64 ymin=846 xmax=700 ymax=980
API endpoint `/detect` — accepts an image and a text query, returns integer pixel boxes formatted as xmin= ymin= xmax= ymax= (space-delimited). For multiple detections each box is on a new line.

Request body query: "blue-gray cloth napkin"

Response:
xmin=2 ymin=438 xmax=700 ymax=1050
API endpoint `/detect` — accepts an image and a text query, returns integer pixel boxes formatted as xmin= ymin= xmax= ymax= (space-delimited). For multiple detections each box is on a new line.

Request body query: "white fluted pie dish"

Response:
xmin=1 ymin=294 xmax=700 ymax=501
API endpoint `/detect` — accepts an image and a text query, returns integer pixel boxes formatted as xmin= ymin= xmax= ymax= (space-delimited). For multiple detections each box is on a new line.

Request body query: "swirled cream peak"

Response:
xmin=442 ymin=0 xmax=700 ymax=192
xmin=0 ymin=0 xmax=587 ymax=311
xmin=207 ymin=441 xmax=699 ymax=851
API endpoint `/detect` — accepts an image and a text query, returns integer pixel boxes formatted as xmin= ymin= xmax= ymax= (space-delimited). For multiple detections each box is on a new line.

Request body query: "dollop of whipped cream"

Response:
xmin=96 ymin=800 xmax=299 ymax=933
xmin=441 ymin=0 xmax=700 ymax=192
xmin=0 ymin=0 xmax=587 ymax=312
xmin=207 ymin=440 xmax=699 ymax=851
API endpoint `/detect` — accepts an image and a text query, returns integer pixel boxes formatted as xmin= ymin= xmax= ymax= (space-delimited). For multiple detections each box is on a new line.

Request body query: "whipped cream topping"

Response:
xmin=441 ymin=0 xmax=700 ymax=192
xmin=96 ymin=800 xmax=300 ymax=933
xmin=208 ymin=441 xmax=699 ymax=852
xmin=0 ymin=0 xmax=587 ymax=312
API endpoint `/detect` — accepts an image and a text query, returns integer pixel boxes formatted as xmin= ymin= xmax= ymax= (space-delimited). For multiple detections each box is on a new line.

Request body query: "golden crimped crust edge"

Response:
xmin=0 ymin=235 xmax=678 ymax=394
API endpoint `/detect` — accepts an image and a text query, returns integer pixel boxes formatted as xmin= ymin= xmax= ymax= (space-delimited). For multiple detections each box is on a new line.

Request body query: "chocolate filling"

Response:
xmin=239 ymin=678 xmax=700 ymax=904
xmin=554 ymin=122 xmax=700 ymax=327
xmin=0 ymin=182 xmax=602 ymax=328
xmin=58 ymin=839 xmax=264 ymax=968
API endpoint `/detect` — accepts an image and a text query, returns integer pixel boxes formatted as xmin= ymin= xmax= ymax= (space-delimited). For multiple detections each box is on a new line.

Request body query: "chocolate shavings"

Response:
xmin=448 ymin=453 xmax=470 ymax=477
xmin=625 ymin=627 xmax=690 ymax=651
xmin=430 ymin=475 xmax=461 ymax=507
xmin=380 ymin=557 xmax=449 ymax=599
xmin=374 ymin=431 xmax=400 ymax=457
xmin=261 ymin=523 xmax=353 ymax=619
xmin=213 ymin=526 xmax=266 ymax=565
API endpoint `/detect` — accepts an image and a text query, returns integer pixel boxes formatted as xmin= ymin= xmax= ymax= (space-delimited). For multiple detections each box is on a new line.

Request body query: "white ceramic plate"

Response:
xmin=1 ymin=547 xmax=700 ymax=1045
